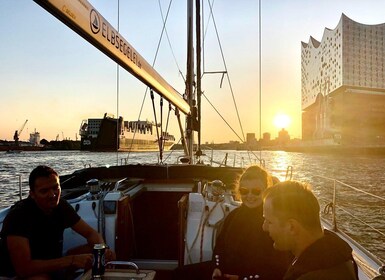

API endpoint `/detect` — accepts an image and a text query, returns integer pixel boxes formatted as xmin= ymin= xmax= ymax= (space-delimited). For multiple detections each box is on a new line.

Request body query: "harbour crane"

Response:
xmin=13 ymin=119 xmax=28 ymax=146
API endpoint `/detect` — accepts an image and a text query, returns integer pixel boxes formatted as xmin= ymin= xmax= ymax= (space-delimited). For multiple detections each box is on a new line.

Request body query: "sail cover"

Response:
xmin=33 ymin=0 xmax=190 ymax=115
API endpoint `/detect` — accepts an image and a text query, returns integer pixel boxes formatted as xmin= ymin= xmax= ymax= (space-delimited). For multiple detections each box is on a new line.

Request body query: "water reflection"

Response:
xmin=0 ymin=150 xmax=384 ymax=262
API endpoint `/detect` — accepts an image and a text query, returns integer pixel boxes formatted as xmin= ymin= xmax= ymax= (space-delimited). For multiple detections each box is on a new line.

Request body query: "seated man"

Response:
xmin=262 ymin=180 xmax=358 ymax=280
xmin=0 ymin=165 xmax=115 ymax=279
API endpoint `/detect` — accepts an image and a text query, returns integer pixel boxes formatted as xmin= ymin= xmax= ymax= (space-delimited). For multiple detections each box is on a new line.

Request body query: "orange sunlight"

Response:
xmin=273 ymin=113 xmax=291 ymax=129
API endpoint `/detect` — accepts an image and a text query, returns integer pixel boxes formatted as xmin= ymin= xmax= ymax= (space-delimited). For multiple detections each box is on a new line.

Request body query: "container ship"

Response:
xmin=79 ymin=113 xmax=175 ymax=152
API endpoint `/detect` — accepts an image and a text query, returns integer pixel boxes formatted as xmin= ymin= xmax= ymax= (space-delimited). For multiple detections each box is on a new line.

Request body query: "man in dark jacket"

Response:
xmin=262 ymin=180 xmax=358 ymax=280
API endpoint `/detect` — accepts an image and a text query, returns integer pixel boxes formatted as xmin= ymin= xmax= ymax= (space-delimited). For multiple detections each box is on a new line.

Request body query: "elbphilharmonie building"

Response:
xmin=301 ymin=14 xmax=385 ymax=144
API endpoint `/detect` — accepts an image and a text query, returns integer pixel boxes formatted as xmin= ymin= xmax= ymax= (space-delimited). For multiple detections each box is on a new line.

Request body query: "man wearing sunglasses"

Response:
xmin=212 ymin=165 xmax=291 ymax=280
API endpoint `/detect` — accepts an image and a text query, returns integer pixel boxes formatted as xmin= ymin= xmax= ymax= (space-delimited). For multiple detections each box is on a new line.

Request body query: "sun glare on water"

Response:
xmin=273 ymin=114 xmax=291 ymax=129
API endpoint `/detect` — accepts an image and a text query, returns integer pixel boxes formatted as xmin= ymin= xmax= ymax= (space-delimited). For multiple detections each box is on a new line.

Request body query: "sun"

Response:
xmin=273 ymin=114 xmax=291 ymax=129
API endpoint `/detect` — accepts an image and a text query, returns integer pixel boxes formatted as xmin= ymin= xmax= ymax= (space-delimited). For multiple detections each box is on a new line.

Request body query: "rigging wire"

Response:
xmin=200 ymin=0 xmax=261 ymax=163
xmin=196 ymin=0 xmax=202 ymax=156
xmin=202 ymin=92 xmax=261 ymax=162
xmin=126 ymin=0 xmax=178 ymax=162
xmin=116 ymin=0 xmax=120 ymax=165
xmin=163 ymin=103 xmax=172 ymax=149
xmin=163 ymin=136 xmax=181 ymax=163
xmin=158 ymin=0 xmax=186 ymax=82
xmin=160 ymin=97 xmax=164 ymax=160
xmin=151 ymin=90 xmax=162 ymax=162
xmin=258 ymin=0 xmax=262 ymax=164
xmin=120 ymin=1 xmax=258 ymax=162
xmin=201 ymin=92 xmax=244 ymax=143
xmin=203 ymin=0 xmax=246 ymax=143
xmin=125 ymin=88 xmax=148 ymax=161
xmin=201 ymin=0 xmax=263 ymax=164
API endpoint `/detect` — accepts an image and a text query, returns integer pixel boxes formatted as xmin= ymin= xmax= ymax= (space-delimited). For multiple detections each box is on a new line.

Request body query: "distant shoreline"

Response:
xmin=0 ymin=140 xmax=80 ymax=151
xmin=2 ymin=141 xmax=385 ymax=155
xmin=171 ymin=143 xmax=385 ymax=155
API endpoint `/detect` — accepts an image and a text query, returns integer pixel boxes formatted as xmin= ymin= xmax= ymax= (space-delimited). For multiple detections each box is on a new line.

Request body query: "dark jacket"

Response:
xmin=214 ymin=204 xmax=291 ymax=280
xmin=284 ymin=230 xmax=358 ymax=280
xmin=173 ymin=204 xmax=291 ymax=280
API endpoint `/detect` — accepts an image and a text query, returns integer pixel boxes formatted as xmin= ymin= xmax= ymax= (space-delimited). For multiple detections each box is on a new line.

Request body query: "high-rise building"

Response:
xmin=301 ymin=14 xmax=385 ymax=144
xmin=246 ymin=133 xmax=257 ymax=145
xmin=262 ymin=132 xmax=271 ymax=142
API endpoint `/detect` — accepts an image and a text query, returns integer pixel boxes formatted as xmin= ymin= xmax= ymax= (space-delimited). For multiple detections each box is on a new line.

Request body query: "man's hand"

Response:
xmin=70 ymin=254 xmax=93 ymax=269
xmin=212 ymin=268 xmax=239 ymax=280
xmin=105 ymin=248 xmax=116 ymax=263
xmin=212 ymin=267 xmax=223 ymax=279
xmin=222 ymin=274 xmax=239 ymax=280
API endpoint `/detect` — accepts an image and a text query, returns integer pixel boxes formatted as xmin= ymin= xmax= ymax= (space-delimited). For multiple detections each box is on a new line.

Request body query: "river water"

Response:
xmin=0 ymin=149 xmax=384 ymax=262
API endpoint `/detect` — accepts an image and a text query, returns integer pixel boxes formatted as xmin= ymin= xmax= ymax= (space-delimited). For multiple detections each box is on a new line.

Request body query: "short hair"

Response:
xmin=235 ymin=165 xmax=273 ymax=195
xmin=29 ymin=165 xmax=58 ymax=191
xmin=263 ymin=180 xmax=321 ymax=229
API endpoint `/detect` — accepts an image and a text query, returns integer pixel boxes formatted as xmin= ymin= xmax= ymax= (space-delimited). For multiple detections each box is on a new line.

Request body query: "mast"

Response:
xmin=185 ymin=0 xmax=203 ymax=164
xmin=186 ymin=0 xmax=195 ymax=162
xmin=195 ymin=0 xmax=202 ymax=159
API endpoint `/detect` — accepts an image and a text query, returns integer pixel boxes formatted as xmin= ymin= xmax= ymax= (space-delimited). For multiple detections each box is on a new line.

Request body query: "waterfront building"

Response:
xmin=263 ymin=132 xmax=271 ymax=142
xmin=29 ymin=130 xmax=41 ymax=146
xmin=246 ymin=133 xmax=257 ymax=145
xmin=301 ymin=14 xmax=385 ymax=145
xmin=277 ymin=128 xmax=290 ymax=145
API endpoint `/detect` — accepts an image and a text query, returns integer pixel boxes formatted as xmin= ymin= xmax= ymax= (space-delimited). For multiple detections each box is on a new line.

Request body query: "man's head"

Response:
xmin=29 ymin=165 xmax=61 ymax=213
xmin=262 ymin=181 xmax=321 ymax=252
xmin=236 ymin=165 xmax=272 ymax=208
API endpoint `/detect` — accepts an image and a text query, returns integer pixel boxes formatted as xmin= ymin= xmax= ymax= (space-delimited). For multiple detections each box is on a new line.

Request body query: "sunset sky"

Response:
xmin=1 ymin=0 xmax=384 ymax=143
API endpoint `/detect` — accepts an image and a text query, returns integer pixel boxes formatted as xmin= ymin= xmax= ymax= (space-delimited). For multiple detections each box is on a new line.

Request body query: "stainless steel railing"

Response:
xmin=313 ymin=175 xmax=385 ymax=264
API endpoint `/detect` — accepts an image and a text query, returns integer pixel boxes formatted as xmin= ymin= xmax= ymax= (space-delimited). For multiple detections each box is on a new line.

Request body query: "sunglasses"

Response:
xmin=239 ymin=187 xmax=262 ymax=196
